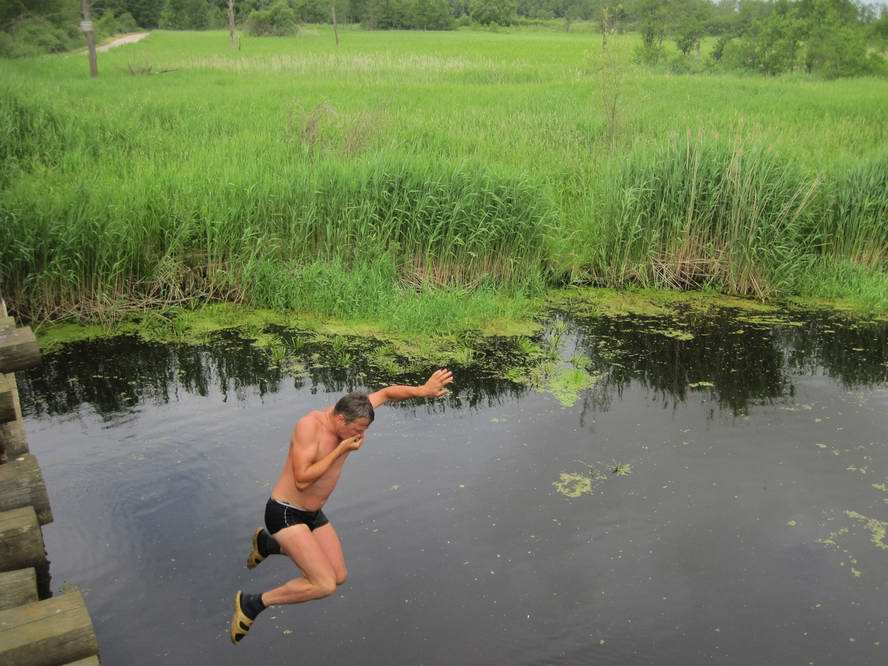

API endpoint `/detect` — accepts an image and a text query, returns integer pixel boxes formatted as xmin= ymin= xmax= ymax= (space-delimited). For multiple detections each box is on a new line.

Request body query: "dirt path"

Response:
xmin=96 ymin=32 xmax=150 ymax=53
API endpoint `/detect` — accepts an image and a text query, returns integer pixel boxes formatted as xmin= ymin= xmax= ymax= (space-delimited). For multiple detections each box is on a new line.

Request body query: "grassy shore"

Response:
xmin=2 ymin=27 xmax=887 ymax=325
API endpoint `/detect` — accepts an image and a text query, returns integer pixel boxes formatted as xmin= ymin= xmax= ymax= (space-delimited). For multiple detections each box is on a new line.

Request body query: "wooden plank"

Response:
xmin=0 ymin=327 xmax=41 ymax=374
xmin=0 ymin=506 xmax=46 ymax=573
xmin=0 ymin=374 xmax=14 ymax=423
xmin=0 ymin=316 xmax=14 ymax=332
xmin=64 ymin=658 xmax=101 ymax=666
xmin=0 ymin=568 xmax=38 ymax=610
xmin=0 ymin=373 xmax=28 ymax=459
xmin=0 ymin=590 xmax=98 ymax=666
xmin=0 ymin=419 xmax=29 ymax=459
xmin=0 ymin=454 xmax=52 ymax=524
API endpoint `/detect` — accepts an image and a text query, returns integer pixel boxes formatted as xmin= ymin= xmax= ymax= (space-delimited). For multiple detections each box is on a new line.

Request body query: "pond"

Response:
xmin=18 ymin=304 xmax=888 ymax=665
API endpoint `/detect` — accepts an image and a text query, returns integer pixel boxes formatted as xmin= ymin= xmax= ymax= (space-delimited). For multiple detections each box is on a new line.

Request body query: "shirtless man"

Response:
xmin=230 ymin=369 xmax=454 ymax=644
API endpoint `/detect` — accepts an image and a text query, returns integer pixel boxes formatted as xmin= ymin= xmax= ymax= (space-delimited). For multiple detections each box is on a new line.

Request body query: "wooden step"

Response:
xmin=64 ymin=657 xmax=101 ymax=665
xmin=0 ymin=568 xmax=38 ymax=610
xmin=0 ymin=454 xmax=52 ymax=524
xmin=0 ymin=590 xmax=98 ymax=666
xmin=0 ymin=374 xmax=13 ymax=423
xmin=0 ymin=373 xmax=28 ymax=458
xmin=0 ymin=506 xmax=46 ymax=573
xmin=0 ymin=327 xmax=41 ymax=374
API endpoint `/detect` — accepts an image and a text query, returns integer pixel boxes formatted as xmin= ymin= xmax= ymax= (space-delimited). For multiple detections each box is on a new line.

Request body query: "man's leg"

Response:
xmin=261 ymin=523 xmax=338 ymax=605
xmin=231 ymin=524 xmax=338 ymax=644
xmin=311 ymin=522 xmax=348 ymax=585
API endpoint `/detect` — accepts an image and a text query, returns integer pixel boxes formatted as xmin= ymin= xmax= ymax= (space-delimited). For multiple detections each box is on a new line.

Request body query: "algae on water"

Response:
xmin=553 ymin=472 xmax=596 ymax=498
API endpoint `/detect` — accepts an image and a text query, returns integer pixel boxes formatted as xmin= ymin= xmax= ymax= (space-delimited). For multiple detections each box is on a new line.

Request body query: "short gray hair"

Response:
xmin=333 ymin=392 xmax=375 ymax=423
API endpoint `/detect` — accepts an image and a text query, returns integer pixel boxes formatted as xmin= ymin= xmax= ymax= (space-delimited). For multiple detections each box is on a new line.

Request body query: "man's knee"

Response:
xmin=312 ymin=576 xmax=337 ymax=598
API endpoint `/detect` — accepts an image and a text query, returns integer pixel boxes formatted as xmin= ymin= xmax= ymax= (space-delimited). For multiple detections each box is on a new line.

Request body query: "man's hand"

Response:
xmin=422 ymin=369 xmax=454 ymax=398
xmin=340 ymin=435 xmax=364 ymax=452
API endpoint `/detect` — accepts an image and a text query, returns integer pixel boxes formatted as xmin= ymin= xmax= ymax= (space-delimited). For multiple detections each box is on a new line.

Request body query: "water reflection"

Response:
xmin=18 ymin=309 xmax=888 ymax=420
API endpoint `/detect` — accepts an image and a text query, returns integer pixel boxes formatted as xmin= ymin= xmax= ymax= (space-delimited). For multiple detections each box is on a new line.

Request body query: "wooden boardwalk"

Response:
xmin=0 ymin=302 xmax=101 ymax=664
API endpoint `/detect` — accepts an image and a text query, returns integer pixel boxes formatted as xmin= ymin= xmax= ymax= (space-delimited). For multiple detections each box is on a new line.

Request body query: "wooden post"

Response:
xmin=0 ymin=374 xmax=13 ymax=423
xmin=0 ymin=420 xmax=28 ymax=460
xmin=0 ymin=507 xmax=47 ymax=573
xmin=332 ymin=3 xmax=339 ymax=46
xmin=0 ymin=327 xmax=41 ymax=373
xmin=228 ymin=0 xmax=237 ymax=49
xmin=0 ymin=569 xmax=38 ymax=610
xmin=80 ymin=0 xmax=98 ymax=78
xmin=0 ymin=454 xmax=53 ymax=525
xmin=0 ymin=590 xmax=98 ymax=666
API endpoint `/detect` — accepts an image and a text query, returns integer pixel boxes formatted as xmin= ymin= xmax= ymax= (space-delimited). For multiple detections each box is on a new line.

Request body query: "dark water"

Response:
xmin=17 ymin=308 xmax=888 ymax=666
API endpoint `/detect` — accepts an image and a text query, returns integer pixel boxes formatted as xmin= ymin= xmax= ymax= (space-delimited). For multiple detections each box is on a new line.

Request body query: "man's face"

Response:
xmin=336 ymin=416 xmax=370 ymax=440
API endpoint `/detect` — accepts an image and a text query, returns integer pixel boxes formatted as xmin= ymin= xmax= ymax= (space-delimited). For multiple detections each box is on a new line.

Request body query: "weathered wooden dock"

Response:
xmin=0 ymin=302 xmax=101 ymax=664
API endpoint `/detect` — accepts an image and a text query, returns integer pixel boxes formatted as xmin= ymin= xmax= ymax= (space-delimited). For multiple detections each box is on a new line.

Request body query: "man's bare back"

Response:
xmin=230 ymin=369 xmax=454 ymax=645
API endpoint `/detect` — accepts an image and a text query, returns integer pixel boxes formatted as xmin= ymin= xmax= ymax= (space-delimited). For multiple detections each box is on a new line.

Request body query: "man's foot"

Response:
xmin=246 ymin=528 xmax=281 ymax=569
xmin=230 ymin=591 xmax=255 ymax=644
xmin=246 ymin=528 xmax=265 ymax=569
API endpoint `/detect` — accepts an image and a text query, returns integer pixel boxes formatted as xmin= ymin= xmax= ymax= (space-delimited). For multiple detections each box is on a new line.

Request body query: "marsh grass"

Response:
xmin=1 ymin=28 xmax=887 ymax=322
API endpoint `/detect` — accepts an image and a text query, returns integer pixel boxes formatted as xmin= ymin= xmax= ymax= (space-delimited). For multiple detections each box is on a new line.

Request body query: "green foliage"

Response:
xmin=365 ymin=0 xmax=455 ymax=30
xmin=670 ymin=0 xmax=707 ymax=55
xmin=0 ymin=29 xmax=886 ymax=321
xmin=0 ymin=10 xmax=81 ymax=58
xmin=633 ymin=0 xmax=666 ymax=64
xmin=247 ymin=0 xmax=299 ymax=35
xmin=160 ymin=0 xmax=210 ymax=29
xmin=804 ymin=11 xmax=870 ymax=78
xmin=469 ymin=0 xmax=515 ymax=26
xmin=590 ymin=135 xmax=821 ymax=296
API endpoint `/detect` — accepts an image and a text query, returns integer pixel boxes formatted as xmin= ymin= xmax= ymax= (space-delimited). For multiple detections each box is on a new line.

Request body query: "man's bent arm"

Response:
xmin=290 ymin=421 xmax=351 ymax=489
xmin=292 ymin=442 xmax=350 ymax=488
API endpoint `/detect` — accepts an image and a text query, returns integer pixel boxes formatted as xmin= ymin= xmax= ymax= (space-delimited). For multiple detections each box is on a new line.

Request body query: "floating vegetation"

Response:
xmin=553 ymin=459 xmax=631 ymax=499
xmin=546 ymin=367 xmax=603 ymax=407
xmin=688 ymin=381 xmax=715 ymax=389
xmin=553 ymin=472 xmax=596 ymax=498
xmin=818 ymin=526 xmax=850 ymax=548
xmin=845 ymin=511 xmax=888 ymax=550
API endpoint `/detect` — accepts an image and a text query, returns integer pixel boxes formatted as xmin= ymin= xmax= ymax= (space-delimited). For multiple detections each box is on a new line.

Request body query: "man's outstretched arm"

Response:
xmin=369 ymin=369 xmax=454 ymax=408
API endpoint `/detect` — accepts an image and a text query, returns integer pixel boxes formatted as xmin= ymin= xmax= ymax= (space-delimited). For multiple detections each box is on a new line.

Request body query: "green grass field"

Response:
xmin=2 ymin=27 xmax=887 ymax=328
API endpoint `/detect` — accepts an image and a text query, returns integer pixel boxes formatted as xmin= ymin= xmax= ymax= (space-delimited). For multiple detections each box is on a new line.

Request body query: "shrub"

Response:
xmin=0 ymin=17 xmax=80 ymax=57
xmin=160 ymin=0 xmax=210 ymax=30
xmin=247 ymin=0 xmax=298 ymax=35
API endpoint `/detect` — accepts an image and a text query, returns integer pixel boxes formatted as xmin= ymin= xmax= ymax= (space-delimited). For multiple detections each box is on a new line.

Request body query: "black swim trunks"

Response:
xmin=265 ymin=498 xmax=329 ymax=534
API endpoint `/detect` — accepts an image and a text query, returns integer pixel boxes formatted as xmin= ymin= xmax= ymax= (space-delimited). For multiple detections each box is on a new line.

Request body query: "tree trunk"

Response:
xmin=228 ymin=0 xmax=236 ymax=49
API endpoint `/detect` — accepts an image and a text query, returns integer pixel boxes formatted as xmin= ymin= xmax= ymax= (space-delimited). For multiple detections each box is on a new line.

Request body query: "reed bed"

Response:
xmin=1 ymin=28 xmax=887 ymax=323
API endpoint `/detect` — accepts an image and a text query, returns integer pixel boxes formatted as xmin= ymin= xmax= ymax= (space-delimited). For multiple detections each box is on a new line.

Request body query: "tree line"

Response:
xmin=2 ymin=0 xmax=887 ymax=77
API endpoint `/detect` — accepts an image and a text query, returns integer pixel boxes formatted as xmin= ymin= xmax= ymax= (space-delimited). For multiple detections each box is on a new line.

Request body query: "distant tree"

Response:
xmin=415 ymin=0 xmax=454 ymax=28
xmin=247 ymin=0 xmax=298 ymax=33
xmin=804 ymin=2 xmax=870 ymax=77
xmin=720 ymin=1 xmax=804 ymax=74
xmin=127 ymin=0 xmax=166 ymax=26
xmin=634 ymin=0 xmax=667 ymax=63
xmin=872 ymin=9 xmax=888 ymax=48
xmin=469 ymin=0 xmax=515 ymax=25
xmin=669 ymin=0 xmax=709 ymax=55
xmin=160 ymin=0 xmax=210 ymax=28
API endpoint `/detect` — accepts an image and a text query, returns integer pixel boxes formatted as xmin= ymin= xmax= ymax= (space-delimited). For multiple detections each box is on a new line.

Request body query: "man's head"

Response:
xmin=332 ymin=392 xmax=374 ymax=439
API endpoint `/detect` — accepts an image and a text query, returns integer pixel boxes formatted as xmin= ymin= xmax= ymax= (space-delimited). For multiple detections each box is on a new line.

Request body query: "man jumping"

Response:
xmin=230 ymin=368 xmax=455 ymax=644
